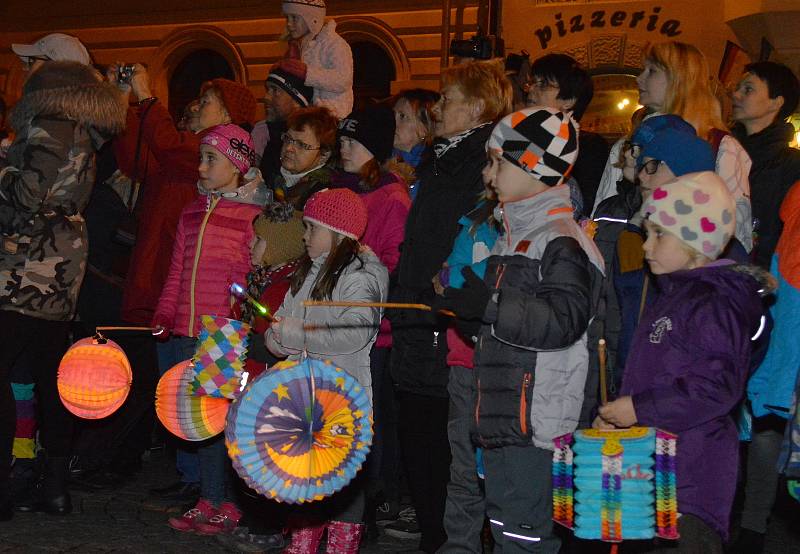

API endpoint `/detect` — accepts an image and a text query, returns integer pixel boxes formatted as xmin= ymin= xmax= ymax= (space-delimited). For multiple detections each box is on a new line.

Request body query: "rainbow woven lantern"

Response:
xmin=57 ymin=336 xmax=132 ymax=419
xmin=156 ymin=360 xmax=229 ymax=441
xmin=552 ymin=427 xmax=679 ymax=543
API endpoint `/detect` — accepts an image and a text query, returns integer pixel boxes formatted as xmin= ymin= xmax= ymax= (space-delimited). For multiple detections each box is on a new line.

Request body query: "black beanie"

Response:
xmin=338 ymin=104 xmax=396 ymax=163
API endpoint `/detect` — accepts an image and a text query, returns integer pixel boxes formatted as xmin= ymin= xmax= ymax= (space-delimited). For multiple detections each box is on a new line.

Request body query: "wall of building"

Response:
xmin=0 ymin=1 xmax=480 ymax=113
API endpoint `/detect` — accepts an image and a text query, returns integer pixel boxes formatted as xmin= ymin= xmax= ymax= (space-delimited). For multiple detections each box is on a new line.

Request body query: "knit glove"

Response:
xmin=275 ymin=58 xmax=307 ymax=82
xmin=433 ymin=267 xmax=492 ymax=323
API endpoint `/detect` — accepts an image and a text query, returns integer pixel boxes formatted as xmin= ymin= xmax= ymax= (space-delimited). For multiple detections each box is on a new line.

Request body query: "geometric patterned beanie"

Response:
xmin=639 ymin=171 xmax=736 ymax=259
xmin=487 ymin=106 xmax=579 ymax=186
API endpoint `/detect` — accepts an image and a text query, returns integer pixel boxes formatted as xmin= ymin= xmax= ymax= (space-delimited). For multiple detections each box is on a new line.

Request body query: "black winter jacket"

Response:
xmin=733 ymin=122 xmax=800 ymax=269
xmin=389 ymin=123 xmax=493 ymax=397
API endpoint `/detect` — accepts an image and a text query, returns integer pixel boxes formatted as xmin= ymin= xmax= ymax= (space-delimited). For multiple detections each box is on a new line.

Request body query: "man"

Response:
xmin=730 ymin=61 xmax=800 ymax=554
xmin=12 ymin=33 xmax=91 ymax=74
xmin=258 ymin=62 xmax=315 ymax=185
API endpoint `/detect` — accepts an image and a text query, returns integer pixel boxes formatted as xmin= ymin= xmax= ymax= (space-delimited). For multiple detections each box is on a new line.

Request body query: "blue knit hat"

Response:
xmin=631 ymin=114 xmax=696 ymax=150
xmin=639 ymin=128 xmax=716 ymax=177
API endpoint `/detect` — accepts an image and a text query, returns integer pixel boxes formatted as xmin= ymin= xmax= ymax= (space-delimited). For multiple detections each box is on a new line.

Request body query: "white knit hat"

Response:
xmin=282 ymin=0 xmax=326 ymax=37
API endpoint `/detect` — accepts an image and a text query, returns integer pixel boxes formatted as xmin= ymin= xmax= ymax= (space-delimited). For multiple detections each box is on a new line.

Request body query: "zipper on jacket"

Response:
xmin=520 ymin=372 xmax=532 ymax=436
xmin=475 ymin=377 xmax=482 ymax=429
xmin=188 ymin=196 xmax=220 ymax=336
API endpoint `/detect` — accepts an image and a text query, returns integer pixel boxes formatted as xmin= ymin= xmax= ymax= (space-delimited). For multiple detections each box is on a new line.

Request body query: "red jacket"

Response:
xmin=152 ymin=185 xmax=263 ymax=338
xmin=114 ymin=101 xmax=205 ymax=324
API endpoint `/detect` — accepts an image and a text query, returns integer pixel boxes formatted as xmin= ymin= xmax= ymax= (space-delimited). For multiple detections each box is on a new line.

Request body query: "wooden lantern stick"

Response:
xmin=301 ymin=300 xmax=455 ymax=318
xmin=95 ymin=326 xmax=157 ymax=333
xmin=598 ymin=338 xmax=608 ymax=406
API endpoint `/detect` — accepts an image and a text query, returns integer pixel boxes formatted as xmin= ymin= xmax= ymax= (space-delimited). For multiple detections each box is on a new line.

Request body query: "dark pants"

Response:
xmin=483 ymin=444 xmax=559 ymax=554
xmin=740 ymin=415 xmax=786 ymax=533
xmin=440 ymin=365 xmax=485 ymax=553
xmin=397 ymin=391 xmax=451 ymax=553
xmin=0 ymin=311 xmax=73 ymax=463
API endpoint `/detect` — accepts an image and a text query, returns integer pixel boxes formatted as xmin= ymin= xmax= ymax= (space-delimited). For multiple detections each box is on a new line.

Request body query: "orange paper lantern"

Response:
xmin=57 ymin=337 xmax=133 ymax=419
xmin=155 ymin=360 xmax=229 ymax=441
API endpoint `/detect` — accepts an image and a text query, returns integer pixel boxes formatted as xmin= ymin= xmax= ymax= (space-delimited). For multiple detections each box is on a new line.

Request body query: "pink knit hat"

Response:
xmin=303 ymin=188 xmax=367 ymax=240
xmin=201 ymin=124 xmax=257 ymax=175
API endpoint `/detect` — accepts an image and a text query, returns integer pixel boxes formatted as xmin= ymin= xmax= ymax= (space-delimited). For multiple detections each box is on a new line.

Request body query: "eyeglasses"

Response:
xmin=23 ymin=55 xmax=50 ymax=70
xmin=281 ymin=132 xmax=321 ymax=151
xmin=527 ymin=78 xmax=559 ymax=91
xmin=638 ymin=158 xmax=665 ymax=175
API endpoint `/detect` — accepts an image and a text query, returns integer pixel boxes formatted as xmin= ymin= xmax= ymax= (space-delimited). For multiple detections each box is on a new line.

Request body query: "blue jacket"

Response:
xmin=748 ymin=254 xmax=800 ymax=419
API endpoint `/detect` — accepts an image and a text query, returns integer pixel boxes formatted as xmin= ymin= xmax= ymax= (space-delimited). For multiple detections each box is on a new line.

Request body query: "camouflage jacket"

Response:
xmin=0 ymin=62 xmax=126 ymax=320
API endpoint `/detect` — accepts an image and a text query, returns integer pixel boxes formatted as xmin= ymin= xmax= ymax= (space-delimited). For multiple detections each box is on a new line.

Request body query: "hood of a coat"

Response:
xmin=198 ymin=167 xmax=270 ymax=207
xmin=11 ymin=61 xmax=127 ymax=135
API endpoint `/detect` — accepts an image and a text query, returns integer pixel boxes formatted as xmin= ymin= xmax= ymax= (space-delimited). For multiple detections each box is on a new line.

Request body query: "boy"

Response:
xmin=435 ymin=107 xmax=604 ymax=552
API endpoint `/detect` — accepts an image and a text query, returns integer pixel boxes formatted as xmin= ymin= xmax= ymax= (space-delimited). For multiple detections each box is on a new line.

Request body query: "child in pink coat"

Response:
xmin=152 ymin=124 xmax=268 ymax=535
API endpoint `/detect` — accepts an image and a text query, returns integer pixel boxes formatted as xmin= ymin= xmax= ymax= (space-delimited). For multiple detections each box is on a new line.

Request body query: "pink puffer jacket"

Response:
xmin=153 ymin=179 xmax=265 ymax=338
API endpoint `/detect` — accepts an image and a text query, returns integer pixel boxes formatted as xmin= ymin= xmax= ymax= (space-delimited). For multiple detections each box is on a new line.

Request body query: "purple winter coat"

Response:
xmin=620 ymin=261 xmax=767 ymax=541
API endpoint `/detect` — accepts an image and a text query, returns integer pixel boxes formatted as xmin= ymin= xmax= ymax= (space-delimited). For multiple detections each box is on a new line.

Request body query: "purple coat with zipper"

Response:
xmin=620 ymin=261 xmax=767 ymax=541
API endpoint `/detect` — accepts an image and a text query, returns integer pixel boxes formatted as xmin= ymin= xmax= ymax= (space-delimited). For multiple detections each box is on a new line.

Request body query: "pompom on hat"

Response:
xmin=303 ymin=188 xmax=368 ymax=240
xmin=640 ymin=171 xmax=736 ymax=260
xmin=487 ymin=106 xmax=579 ymax=186
xmin=201 ymin=79 xmax=257 ymax=127
xmin=253 ymin=202 xmax=307 ymax=266
xmin=282 ymin=0 xmax=327 ymax=37
xmin=201 ymin=124 xmax=257 ymax=175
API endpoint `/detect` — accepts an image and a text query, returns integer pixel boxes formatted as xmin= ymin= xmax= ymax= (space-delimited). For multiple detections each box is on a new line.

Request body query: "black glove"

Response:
xmin=434 ymin=267 xmax=492 ymax=322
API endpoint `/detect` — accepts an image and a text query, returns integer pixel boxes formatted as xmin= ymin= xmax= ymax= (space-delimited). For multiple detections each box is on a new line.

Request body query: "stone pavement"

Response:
xmin=0 ymin=448 xmax=799 ymax=553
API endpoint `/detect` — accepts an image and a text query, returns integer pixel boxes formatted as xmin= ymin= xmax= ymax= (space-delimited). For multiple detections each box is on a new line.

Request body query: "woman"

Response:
xmin=388 ymin=59 xmax=513 ymax=553
xmin=272 ymin=106 xmax=338 ymax=210
xmin=593 ymin=42 xmax=753 ymax=253
xmin=391 ymin=88 xmax=439 ymax=200
xmin=0 ymin=61 xmax=126 ymax=517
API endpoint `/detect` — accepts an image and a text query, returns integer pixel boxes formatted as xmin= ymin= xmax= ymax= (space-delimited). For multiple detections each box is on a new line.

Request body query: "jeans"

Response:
xmin=157 ymin=336 xmax=200 ymax=485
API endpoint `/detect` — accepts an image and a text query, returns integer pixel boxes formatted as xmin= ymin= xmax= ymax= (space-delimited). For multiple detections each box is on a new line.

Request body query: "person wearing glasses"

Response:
xmin=591 ymin=115 xmax=717 ymax=396
xmin=272 ymin=106 xmax=337 ymax=210
xmin=11 ymin=33 xmax=91 ymax=75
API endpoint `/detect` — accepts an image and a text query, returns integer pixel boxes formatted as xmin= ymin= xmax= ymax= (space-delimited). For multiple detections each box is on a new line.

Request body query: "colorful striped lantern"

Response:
xmin=155 ymin=360 xmax=229 ymax=441
xmin=552 ymin=428 xmax=679 ymax=543
xmin=57 ymin=336 xmax=133 ymax=419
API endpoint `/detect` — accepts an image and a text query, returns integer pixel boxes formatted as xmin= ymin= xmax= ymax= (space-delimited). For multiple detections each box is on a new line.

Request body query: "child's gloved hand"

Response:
xmin=597 ymin=396 xmax=637 ymax=428
xmin=269 ymin=316 xmax=283 ymax=344
xmin=434 ymin=267 xmax=491 ymax=322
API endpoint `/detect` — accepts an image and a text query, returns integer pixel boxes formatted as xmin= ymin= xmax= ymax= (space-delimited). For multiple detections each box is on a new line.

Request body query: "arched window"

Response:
xmin=351 ymin=41 xmax=396 ymax=109
xmin=168 ymin=49 xmax=234 ymax=121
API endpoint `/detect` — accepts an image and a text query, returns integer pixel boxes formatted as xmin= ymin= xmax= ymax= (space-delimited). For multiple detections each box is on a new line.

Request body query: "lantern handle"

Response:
xmin=95 ymin=326 xmax=158 ymax=333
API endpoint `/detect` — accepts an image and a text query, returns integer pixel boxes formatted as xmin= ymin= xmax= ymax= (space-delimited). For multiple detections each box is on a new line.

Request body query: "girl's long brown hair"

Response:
xmin=290 ymin=234 xmax=364 ymax=300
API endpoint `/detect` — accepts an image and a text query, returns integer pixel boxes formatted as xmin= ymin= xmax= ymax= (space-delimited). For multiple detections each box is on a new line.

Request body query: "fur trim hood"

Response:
xmin=10 ymin=61 xmax=127 ymax=134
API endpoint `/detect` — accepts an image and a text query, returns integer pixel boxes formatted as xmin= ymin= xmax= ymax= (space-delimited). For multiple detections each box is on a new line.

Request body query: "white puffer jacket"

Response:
xmin=302 ymin=20 xmax=354 ymax=119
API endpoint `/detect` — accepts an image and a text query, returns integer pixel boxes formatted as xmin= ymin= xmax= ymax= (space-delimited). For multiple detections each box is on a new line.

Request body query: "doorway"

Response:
xmin=168 ymin=49 xmax=235 ymax=121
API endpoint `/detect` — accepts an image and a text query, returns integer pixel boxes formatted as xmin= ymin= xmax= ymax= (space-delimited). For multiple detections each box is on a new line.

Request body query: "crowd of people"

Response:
xmin=1 ymin=1 xmax=800 ymax=553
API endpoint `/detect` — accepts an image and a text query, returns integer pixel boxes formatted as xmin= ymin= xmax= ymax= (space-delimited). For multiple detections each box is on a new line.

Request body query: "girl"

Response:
xmin=333 ymin=104 xmax=412 ymax=531
xmin=391 ymin=88 xmax=439 ymax=200
xmin=278 ymin=0 xmax=353 ymax=119
xmin=266 ymin=188 xmax=389 ymax=553
xmin=595 ymin=171 xmax=773 ymax=552
xmin=152 ymin=124 xmax=267 ymax=534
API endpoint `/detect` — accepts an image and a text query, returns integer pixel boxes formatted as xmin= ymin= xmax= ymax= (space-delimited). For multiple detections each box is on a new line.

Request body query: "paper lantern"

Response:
xmin=57 ymin=336 xmax=133 ymax=419
xmin=552 ymin=427 xmax=678 ymax=543
xmin=156 ymin=360 xmax=229 ymax=441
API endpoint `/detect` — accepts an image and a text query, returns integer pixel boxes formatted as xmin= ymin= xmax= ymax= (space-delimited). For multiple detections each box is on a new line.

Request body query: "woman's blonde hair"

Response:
xmin=644 ymin=42 xmax=726 ymax=139
xmin=441 ymin=59 xmax=514 ymax=123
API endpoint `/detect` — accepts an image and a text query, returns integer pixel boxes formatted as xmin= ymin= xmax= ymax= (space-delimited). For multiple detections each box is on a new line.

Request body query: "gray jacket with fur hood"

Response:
xmin=265 ymin=247 xmax=388 ymax=403
xmin=0 ymin=61 xmax=126 ymax=320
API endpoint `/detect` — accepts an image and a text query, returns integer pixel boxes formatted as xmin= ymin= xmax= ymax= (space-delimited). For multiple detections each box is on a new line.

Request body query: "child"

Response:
xmin=435 ymin=107 xmax=605 ymax=552
xmin=265 ymin=188 xmax=389 ymax=553
xmin=151 ymin=124 xmax=267 ymax=534
xmin=596 ymin=171 xmax=773 ymax=552
xmin=278 ymin=0 xmax=353 ymax=119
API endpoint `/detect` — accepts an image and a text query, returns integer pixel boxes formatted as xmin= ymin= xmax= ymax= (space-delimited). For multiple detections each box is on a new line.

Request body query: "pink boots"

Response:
xmin=282 ymin=520 xmax=364 ymax=553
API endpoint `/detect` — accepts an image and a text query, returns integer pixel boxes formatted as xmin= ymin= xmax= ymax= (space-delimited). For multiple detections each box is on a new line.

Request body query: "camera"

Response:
xmin=449 ymin=29 xmax=501 ymax=60
xmin=117 ymin=64 xmax=136 ymax=85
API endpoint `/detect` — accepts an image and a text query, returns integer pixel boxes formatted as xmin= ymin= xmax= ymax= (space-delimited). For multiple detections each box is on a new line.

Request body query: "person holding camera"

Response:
xmin=109 ymin=64 xmax=257 ymax=504
xmin=0 ymin=61 xmax=126 ymax=518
